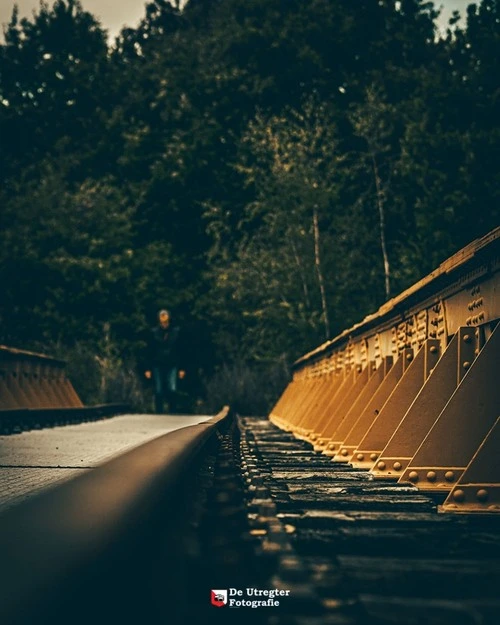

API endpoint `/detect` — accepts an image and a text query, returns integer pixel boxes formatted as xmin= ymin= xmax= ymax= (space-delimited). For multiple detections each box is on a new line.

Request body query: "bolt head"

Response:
xmin=426 ymin=471 xmax=437 ymax=482
xmin=393 ymin=462 xmax=402 ymax=471
xmin=341 ymin=449 xmax=348 ymax=456
xmin=453 ymin=489 xmax=465 ymax=503
xmin=476 ymin=489 xmax=489 ymax=502
xmin=370 ymin=453 xmax=378 ymax=461
xmin=356 ymin=453 xmax=364 ymax=461
xmin=463 ymin=334 xmax=471 ymax=343
xmin=377 ymin=461 xmax=386 ymax=470
xmin=408 ymin=471 xmax=419 ymax=482
xmin=444 ymin=471 xmax=455 ymax=482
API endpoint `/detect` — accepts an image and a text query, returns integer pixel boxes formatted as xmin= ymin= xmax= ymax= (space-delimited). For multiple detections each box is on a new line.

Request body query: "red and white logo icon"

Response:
xmin=211 ymin=589 xmax=228 ymax=607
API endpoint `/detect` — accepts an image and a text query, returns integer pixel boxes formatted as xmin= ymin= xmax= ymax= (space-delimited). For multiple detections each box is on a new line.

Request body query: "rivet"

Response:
xmin=328 ymin=443 xmax=335 ymax=450
xmin=408 ymin=471 xmax=419 ymax=482
xmin=426 ymin=471 xmax=437 ymax=482
xmin=393 ymin=462 xmax=402 ymax=471
xmin=429 ymin=346 xmax=438 ymax=354
xmin=406 ymin=353 xmax=413 ymax=361
xmin=370 ymin=453 xmax=378 ymax=461
xmin=377 ymin=461 xmax=386 ymax=470
xmin=444 ymin=471 xmax=455 ymax=482
xmin=476 ymin=489 xmax=489 ymax=502
xmin=341 ymin=449 xmax=348 ymax=456
xmin=463 ymin=361 xmax=471 ymax=369
xmin=463 ymin=334 xmax=471 ymax=343
xmin=453 ymin=489 xmax=465 ymax=503
xmin=356 ymin=453 xmax=364 ymax=460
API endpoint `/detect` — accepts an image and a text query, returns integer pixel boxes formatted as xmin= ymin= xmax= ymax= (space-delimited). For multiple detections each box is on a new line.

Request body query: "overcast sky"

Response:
xmin=0 ymin=0 xmax=474 ymax=41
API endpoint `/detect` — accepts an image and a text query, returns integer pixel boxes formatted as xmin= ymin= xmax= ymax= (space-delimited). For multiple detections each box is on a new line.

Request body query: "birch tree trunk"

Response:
xmin=313 ymin=205 xmax=330 ymax=339
xmin=371 ymin=153 xmax=391 ymax=299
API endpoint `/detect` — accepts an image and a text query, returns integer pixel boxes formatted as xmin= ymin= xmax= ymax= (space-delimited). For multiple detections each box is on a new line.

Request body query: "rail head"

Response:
xmin=0 ymin=406 xmax=232 ymax=625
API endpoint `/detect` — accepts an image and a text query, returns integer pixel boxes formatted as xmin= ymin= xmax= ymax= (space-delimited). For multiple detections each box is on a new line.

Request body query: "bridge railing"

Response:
xmin=270 ymin=227 xmax=500 ymax=513
xmin=0 ymin=346 xmax=128 ymax=432
xmin=0 ymin=346 xmax=82 ymax=411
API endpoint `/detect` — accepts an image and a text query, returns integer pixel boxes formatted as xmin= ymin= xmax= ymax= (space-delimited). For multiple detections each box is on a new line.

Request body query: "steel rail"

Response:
xmin=0 ymin=405 xmax=231 ymax=625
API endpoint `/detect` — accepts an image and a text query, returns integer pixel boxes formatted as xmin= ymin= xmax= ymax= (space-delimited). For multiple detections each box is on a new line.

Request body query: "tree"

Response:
xmin=205 ymin=97 xmax=346 ymax=362
xmin=349 ymin=86 xmax=398 ymax=300
xmin=0 ymin=0 xmax=111 ymax=180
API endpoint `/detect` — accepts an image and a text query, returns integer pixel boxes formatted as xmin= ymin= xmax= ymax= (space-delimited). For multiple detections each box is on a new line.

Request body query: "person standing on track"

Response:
xmin=144 ymin=309 xmax=184 ymax=414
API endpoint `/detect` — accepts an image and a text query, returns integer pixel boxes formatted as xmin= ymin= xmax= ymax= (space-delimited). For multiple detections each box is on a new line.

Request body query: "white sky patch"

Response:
xmin=0 ymin=1 xmax=476 ymax=42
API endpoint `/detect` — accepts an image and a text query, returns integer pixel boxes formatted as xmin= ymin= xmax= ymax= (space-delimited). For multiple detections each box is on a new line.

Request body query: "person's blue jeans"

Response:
xmin=152 ymin=366 xmax=177 ymax=413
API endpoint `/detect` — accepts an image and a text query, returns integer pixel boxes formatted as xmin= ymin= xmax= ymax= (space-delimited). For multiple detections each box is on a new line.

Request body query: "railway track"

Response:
xmin=1 ymin=228 xmax=499 ymax=624
xmin=0 ymin=411 xmax=498 ymax=624
xmin=235 ymin=416 xmax=500 ymax=625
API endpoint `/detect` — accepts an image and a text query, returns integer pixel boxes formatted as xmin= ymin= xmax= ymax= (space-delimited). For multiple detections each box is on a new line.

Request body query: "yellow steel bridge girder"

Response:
xmin=332 ymin=356 xmax=394 ymax=461
xmin=338 ymin=352 xmax=407 ymax=465
xmin=399 ymin=322 xmax=500 ymax=493
xmin=441 ymin=417 xmax=500 ymax=513
xmin=352 ymin=339 xmax=441 ymax=470
xmin=320 ymin=362 xmax=375 ymax=456
xmin=371 ymin=327 xmax=478 ymax=480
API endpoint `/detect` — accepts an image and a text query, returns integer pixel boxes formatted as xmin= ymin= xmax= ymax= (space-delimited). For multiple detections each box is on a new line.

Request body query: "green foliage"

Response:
xmin=200 ymin=359 xmax=289 ymax=416
xmin=1 ymin=0 xmax=499 ymax=414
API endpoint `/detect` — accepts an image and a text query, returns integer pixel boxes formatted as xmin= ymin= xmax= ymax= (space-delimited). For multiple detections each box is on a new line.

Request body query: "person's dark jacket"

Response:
xmin=147 ymin=324 xmax=181 ymax=368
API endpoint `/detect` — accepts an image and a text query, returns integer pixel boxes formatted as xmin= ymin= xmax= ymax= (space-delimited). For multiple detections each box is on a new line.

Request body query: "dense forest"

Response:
xmin=0 ymin=0 xmax=498 ymax=413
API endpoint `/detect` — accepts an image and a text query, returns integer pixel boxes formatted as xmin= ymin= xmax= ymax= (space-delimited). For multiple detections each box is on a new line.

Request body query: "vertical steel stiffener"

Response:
xmin=268 ymin=227 xmax=500 ymax=513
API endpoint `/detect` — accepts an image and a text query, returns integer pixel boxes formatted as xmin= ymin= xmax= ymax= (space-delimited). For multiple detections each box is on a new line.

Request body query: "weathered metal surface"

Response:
xmin=327 ymin=359 xmax=386 ymax=457
xmin=399 ymin=322 xmax=499 ymax=493
xmin=351 ymin=340 xmax=440 ymax=470
xmin=0 ymin=347 xmax=82 ymax=411
xmin=441 ymin=417 xmax=500 ymax=513
xmin=270 ymin=229 xmax=500 ymax=512
xmin=0 ymin=407 xmax=231 ymax=625
xmin=335 ymin=353 xmax=404 ymax=462
xmin=319 ymin=363 xmax=373 ymax=447
xmin=307 ymin=370 xmax=346 ymax=443
xmin=313 ymin=367 xmax=359 ymax=449
xmin=372 ymin=327 xmax=478 ymax=480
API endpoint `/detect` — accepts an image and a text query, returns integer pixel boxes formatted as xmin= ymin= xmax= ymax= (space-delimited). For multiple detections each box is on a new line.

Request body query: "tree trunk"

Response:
xmin=290 ymin=236 xmax=311 ymax=309
xmin=312 ymin=206 xmax=330 ymax=339
xmin=371 ymin=153 xmax=391 ymax=299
